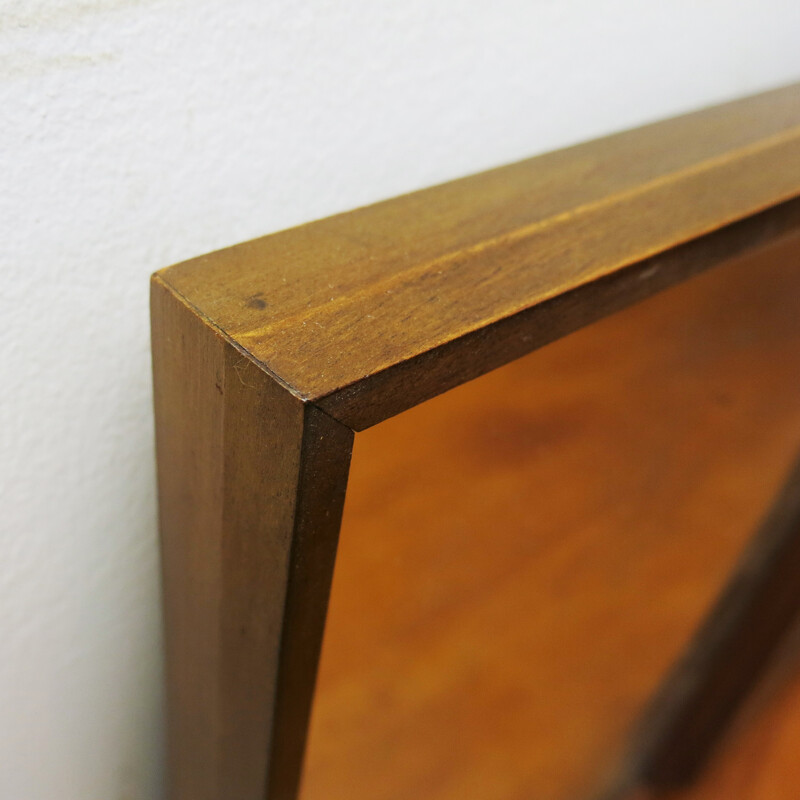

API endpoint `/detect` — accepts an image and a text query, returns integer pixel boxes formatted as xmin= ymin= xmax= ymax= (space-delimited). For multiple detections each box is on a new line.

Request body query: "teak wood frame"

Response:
xmin=151 ymin=82 xmax=800 ymax=800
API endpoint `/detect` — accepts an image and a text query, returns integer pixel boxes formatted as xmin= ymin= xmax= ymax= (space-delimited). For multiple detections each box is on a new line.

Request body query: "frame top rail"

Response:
xmin=156 ymin=81 xmax=800 ymax=429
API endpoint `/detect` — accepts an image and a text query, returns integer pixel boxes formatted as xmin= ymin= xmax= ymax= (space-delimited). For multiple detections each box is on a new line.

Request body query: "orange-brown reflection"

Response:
xmin=301 ymin=234 xmax=800 ymax=800
xmin=630 ymin=614 xmax=800 ymax=800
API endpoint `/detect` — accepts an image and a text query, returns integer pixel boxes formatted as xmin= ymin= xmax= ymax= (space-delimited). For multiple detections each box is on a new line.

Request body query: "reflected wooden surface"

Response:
xmin=301 ymin=234 xmax=800 ymax=800
xmin=633 ymin=613 xmax=800 ymax=800
xmin=677 ymin=626 xmax=800 ymax=799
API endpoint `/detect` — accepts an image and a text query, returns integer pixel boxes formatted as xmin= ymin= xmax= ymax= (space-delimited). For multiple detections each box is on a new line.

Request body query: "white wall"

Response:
xmin=1 ymin=1 xmax=798 ymax=798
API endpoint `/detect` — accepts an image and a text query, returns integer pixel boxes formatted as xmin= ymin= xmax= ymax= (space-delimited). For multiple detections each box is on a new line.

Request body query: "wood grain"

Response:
xmin=151 ymin=278 xmax=353 ymax=800
xmin=157 ymin=82 xmax=800 ymax=429
xmin=300 ymin=235 xmax=800 ymax=800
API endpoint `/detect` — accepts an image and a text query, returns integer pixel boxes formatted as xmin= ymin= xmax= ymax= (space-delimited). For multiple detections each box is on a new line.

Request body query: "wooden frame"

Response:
xmin=151 ymin=82 xmax=800 ymax=800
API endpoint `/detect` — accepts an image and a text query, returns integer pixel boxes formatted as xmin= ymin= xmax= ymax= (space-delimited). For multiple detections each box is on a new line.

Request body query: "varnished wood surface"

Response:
xmin=151 ymin=279 xmax=353 ymax=800
xmin=299 ymin=236 xmax=800 ymax=800
xmin=158 ymin=82 xmax=800 ymax=428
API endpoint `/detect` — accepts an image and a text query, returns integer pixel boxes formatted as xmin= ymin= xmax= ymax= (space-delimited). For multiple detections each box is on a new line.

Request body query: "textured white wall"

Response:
xmin=1 ymin=1 xmax=799 ymax=798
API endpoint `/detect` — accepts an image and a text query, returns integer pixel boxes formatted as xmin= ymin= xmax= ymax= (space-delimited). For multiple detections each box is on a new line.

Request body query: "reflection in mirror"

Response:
xmin=301 ymin=233 xmax=800 ymax=800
